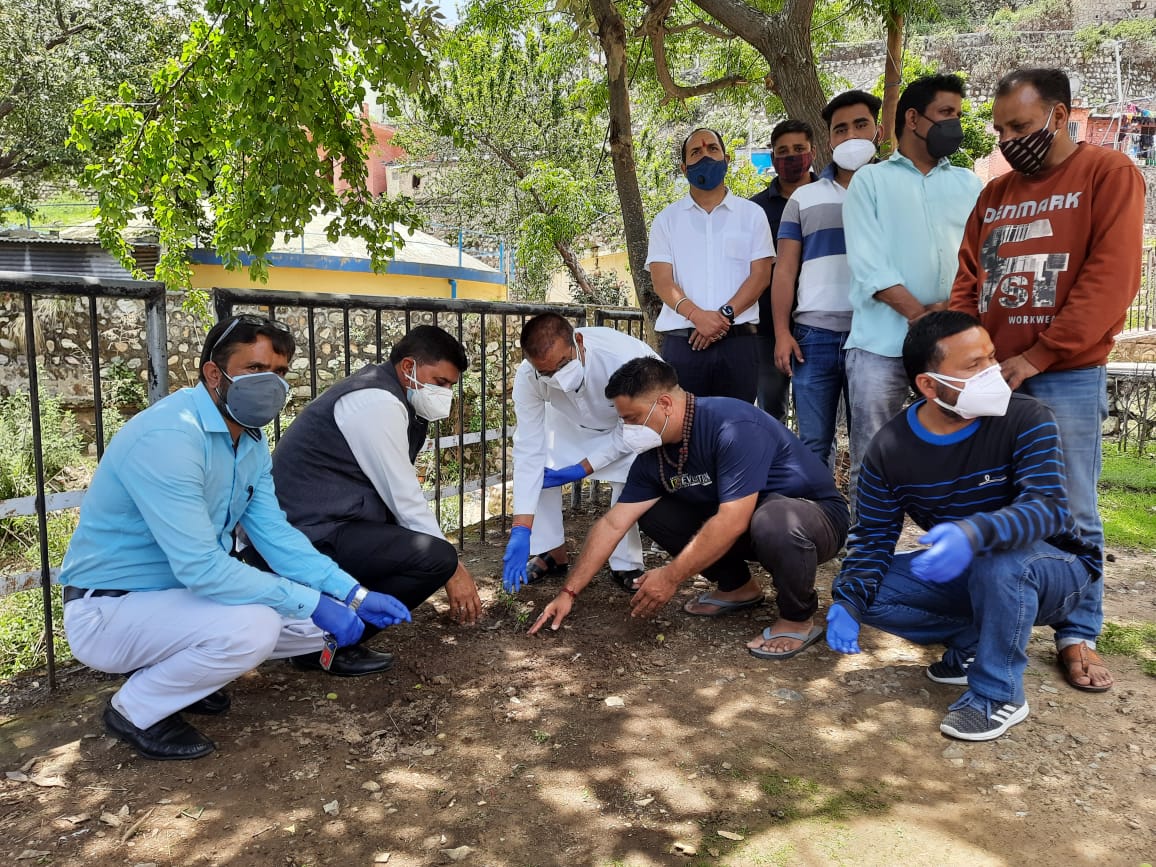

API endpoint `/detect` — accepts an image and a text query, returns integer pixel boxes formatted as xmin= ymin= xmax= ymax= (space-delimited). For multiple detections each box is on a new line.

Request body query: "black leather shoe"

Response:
xmin=610 ymin=568 xmax=645 ymax=593
xmin=103 ymin=703 xmax=216 ymax=761
xmin=290 ymin=644 xmax=395 ymax=677
xmin=183 ymin=689 xmax=231 ymax=715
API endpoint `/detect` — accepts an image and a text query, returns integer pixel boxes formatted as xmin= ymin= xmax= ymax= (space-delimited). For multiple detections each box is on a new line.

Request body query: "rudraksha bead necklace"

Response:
xmin=658 ymin=392 xmax=695 ymax=492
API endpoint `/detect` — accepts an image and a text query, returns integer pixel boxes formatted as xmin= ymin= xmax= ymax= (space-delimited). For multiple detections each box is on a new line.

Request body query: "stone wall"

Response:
xmin=1074 ymin=0 xmax=1156 ymax=29
xmin=821 ymin=30 xmax=1156 ymax=107
xmin=0 ymin=295 xmax=507 ymax=409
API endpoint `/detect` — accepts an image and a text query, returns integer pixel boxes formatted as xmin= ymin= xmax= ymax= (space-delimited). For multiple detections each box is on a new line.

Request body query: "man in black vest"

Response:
xmin=258 ymin=325 xmax=481 ymax=676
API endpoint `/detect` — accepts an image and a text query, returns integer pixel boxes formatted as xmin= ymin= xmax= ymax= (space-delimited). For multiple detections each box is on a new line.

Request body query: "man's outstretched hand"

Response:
xmin=528 ymin=594 xmax=573 ymax=634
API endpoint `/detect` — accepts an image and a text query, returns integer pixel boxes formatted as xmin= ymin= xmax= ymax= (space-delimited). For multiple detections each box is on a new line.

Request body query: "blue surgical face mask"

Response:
xmin=685 ymin=156 xmax=728 ymax=191
xmin=217 ymin=371 xmax=289 ymax=430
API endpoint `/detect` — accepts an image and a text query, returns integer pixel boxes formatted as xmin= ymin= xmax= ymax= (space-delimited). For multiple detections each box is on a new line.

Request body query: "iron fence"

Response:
xmin=0 ymin=274 xmax=643 ymax=686
xmin=1127 ymin=244 xmax=1156 ymax=335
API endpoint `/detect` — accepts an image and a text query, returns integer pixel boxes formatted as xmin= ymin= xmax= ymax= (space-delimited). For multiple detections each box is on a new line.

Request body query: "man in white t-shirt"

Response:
xmin=502 ymin=313 xmax=659 ymax=594
xmin=645 ymin=128 xmax=776 ymax=402
xmin=262 ymin=325 xmax=483 ymax=676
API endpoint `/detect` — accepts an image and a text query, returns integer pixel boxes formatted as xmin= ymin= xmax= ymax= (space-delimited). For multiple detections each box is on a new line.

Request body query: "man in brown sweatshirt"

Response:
xmin=951 ymin=67 xmax=1146 ymax=693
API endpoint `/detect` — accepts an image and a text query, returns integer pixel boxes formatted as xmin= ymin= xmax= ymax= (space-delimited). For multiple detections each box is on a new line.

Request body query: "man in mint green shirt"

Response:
xmin=843 ymin=74 xmax=983 ymax=504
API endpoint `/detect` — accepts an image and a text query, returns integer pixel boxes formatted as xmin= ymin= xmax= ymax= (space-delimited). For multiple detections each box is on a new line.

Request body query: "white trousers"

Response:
xmin=529 ymin=481 xmax=643 ymax=571
xmin=63 ymin=588 xmax=325 ymax=729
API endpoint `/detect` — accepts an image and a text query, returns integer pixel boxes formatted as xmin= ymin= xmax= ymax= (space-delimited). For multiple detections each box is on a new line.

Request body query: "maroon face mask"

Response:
xmin=772 ymin=152 xmax=813 ymax=184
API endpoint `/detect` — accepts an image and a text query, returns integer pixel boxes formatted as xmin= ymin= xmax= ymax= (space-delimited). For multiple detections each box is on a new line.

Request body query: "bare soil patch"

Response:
xmin=2 ymin=511 xmax=1155 ymax=866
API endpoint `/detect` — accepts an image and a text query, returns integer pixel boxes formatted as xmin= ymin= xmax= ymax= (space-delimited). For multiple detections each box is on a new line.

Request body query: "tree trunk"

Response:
xmin=688 ymin=0 xmax=830 ymax=164
xmin=554 ymin=240 xmax=596 ymax=298
xmin=589 ymin=0 xmax=662 ymax=328
xmin=881 ymin=13 xmax=904 ymax=154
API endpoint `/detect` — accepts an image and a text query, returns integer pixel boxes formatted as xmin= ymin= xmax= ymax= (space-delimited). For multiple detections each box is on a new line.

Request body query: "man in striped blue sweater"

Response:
xmin=827 ymin=311 xmax=1100 ymax=741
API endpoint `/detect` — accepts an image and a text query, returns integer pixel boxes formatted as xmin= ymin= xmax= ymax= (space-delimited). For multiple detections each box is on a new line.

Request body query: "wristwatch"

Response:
xmin=719 ymin=304 xmax=735 ymax=323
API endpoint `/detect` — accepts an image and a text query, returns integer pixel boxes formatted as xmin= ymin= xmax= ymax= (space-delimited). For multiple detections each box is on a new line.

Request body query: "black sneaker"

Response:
xmin=926 ymin=655 xmax=974 ymax=686
xmin=939 ymin=691 xmax=1029 ymax=742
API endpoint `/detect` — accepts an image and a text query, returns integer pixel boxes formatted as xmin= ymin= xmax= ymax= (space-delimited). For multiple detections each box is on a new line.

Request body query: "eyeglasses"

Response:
xmin=210 ymin=314 xmax=291 ymax=357
xmin=534 ymin=348 xmax=577 ymax=380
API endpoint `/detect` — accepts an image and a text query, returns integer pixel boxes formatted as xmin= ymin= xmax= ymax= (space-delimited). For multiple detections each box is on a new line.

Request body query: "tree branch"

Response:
xmin=638 ymin=0 xmax=747 ymax=105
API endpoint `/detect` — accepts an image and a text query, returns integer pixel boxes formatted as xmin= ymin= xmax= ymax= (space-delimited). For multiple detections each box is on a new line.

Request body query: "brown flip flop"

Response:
xmin=1057 ymin=643 xmax=1114 ymax=692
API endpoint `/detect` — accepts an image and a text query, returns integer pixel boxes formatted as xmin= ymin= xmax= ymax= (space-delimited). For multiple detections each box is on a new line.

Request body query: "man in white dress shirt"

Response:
xmin=260 ymin=325 xmax=483 ymax=675
xmin=501 ymin=313 xmax=658 ymax=593
xmin=645 ymin=127 xmax=776 ymax=402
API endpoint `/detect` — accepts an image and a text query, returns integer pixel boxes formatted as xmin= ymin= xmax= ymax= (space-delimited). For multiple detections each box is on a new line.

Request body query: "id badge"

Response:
xmin=319 ymin=633 xmax=338 ymax=671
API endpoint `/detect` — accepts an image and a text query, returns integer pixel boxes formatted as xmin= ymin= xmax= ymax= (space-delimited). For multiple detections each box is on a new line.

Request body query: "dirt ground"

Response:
xmin=2 ymin=509 xmax=1155 ymax=867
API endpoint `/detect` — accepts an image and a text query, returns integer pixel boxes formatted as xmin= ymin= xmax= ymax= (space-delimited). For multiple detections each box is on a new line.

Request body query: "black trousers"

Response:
xmin=661 ymin=332 xmax=759 ymax=402
xmin=242 ymin=521 xmax=457 ymax=641
xmin=755 ymin=334 xmax=791 ymax=422
xmin=638 ymin=494 xmax=848 ymax=621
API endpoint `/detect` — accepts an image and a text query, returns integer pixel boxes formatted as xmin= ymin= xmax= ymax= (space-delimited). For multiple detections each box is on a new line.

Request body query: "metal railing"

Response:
xmin=0 ymin=274 xmax=644 ymax=685
xmin=1126 ymin=244 xmax=1156 ymax=335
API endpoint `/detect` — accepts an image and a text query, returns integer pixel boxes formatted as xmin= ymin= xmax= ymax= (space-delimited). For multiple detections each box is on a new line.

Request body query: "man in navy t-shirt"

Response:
xmin=529 ymin=357 xmax=849 ymax=660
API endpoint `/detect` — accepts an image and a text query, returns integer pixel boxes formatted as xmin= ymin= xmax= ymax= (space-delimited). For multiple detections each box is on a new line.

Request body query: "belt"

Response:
xmin=63 ymin=586 xmax=131 ymax=603
xmin=662 ymin=323 xmax=758 ymax=339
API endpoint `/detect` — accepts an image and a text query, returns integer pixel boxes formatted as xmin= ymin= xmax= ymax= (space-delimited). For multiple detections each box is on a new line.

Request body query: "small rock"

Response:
xmin=1038 ymin=684 xmax=1059 ymax=694
xmin=717 ymin=830 xmax=744 ymax=841
xmin=942 ymin=744 xmax=967 ymax=760
xmin=772 ymin=688 xmax=804 ymax=702
xmin=362 ymin=781 xmax=382 ymax=792
xmin=634 ymin=797 xmax=655 ymax=807
xmin=323 ymin=800 xmax=340 ymax=816
xmin=441 ymin=845 xmax=473 ymax=862
xmin=1127 ymin=819 xmax=1143 ymax=830
xmin=374 ymin=854 xmax=392 ymax=863
xmin=671 ymin=841 xmax=697 ymax=856
xmin=604 ymin=696 xmax=625 ymax=708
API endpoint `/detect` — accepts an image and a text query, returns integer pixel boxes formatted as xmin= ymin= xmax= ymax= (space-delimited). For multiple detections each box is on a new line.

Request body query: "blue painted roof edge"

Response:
xmin=187 ymin=249 xmax=506 ymax=285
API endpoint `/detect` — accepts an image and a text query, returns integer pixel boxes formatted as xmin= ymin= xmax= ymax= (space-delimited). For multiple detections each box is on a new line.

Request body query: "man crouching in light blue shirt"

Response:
xmin=60 ymin=315 xmax=411 ymax=761
xmin=843 ymin=74 xmax=983 ymax=505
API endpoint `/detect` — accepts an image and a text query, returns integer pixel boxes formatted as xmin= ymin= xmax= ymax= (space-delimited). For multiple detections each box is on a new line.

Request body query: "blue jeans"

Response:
xmin=846 ymin=349 xmax=911 ymax=509
xmin=790 ymin=324 xmax=849 ymax=468
xmin=1019 ymin=367 xmax=1107 ymax=647
xmin=859 ymin=541 xmax=1095 ymax=704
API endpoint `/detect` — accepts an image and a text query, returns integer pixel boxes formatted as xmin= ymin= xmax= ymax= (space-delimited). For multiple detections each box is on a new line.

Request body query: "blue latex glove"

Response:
xmin=502 ymin=525 xmax=532 ymax=592
xmin=311 ymin=595 xmax=365 ymax=647
xmin=354 ymin=591 xmax=412 ymax=629
xmin=911 ymin=523 xmax=974 ymax=583
xmin=543 ymin=464 xmax=588 ymax=489
xmin=826 ymin=604 xmax=861 ymax=654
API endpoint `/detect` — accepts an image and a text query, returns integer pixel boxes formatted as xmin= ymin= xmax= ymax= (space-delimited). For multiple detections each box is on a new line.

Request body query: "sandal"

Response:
xmin=1057 ymin=643 xmax=1114 ymax=692
xmin=610 ymin=568 xmax=644 ymax=594
xmin=526 ymin=551 xmax=569 ymax=584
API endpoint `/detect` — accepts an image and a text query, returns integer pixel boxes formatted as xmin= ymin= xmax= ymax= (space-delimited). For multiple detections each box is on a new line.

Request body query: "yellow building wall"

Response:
xmin=190 ymin=263 xmax=506 ymax=302
xmin=547 ymin=248 xmax=638 ymax=306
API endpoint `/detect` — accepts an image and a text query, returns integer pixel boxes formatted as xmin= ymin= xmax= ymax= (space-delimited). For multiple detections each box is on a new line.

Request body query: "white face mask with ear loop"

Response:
xmin=831 ymin=137 xmax=877 ymax=171
xmin=621 ymin=398 xmax=668 ymax=454
xmin=925 ymin=364 xmax=1012 ymax=420
xmin=404 ymin=360 xmax=454 ymax=421
xmin=548 ymin=337 xmax=585 ymax=393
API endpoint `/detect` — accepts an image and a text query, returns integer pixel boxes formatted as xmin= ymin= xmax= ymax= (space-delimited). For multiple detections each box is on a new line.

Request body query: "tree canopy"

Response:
xmin=0 ymin=0 xmax=190 ymax=213
xmin=70 ymin=0 xmax=443 ymax=290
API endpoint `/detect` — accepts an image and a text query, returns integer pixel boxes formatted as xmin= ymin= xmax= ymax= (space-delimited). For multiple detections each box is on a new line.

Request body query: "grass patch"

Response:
xmin=0 ymin=584 xmax=71 ymax=678
xmin=1099 ymin=621 xmax=1156 ymax=677
xmin=1099 ymin=449 xmax=1156 ymax=550
xmin=758 ymin=774 xmax=892 ymax=823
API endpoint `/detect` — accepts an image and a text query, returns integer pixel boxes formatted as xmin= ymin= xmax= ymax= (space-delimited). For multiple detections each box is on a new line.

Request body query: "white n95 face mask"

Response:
xmin=405 ymin=363 xmax=454 ymax=422
xmin=621 ymin=399 xmax=667 ymax=454
xmin=550 ymin=356 xmax=585 ymax=393
xmin=832 ymin=138 xmax=877 ymax=171
xmin=925 ymin=364 xmax=1012 ymax=420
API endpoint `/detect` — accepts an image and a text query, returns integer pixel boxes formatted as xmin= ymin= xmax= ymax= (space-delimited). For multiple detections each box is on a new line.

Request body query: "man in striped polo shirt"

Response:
xmin=827 ymin=311 xmax=1100 ymax=741
xmin=771 ymin=90 xmax=881 ymax=469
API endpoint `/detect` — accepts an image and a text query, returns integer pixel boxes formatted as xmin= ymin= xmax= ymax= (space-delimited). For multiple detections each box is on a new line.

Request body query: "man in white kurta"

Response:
xmin=502 ymin=314 xmax=659 ymax=592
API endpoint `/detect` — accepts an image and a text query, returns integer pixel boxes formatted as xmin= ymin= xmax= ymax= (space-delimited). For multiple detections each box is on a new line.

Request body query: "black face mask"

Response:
xmin=918 ymin=114 xmax=964 ymax=160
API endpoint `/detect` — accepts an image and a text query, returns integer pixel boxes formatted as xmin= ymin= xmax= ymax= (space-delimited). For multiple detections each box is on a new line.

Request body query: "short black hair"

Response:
xmin=769 ymin=119 xmax=814 ymax=148
xmin=902 ymin=310 xmax=983 ymax=392
xmin=605 ymin=357 xmax=680 ymax=400
xmin=388 ymin=325 xmax=469 ymax=371
xmin=896 ymin=74 xmax=966 ymax=140
xmin=821 ymin=90 xmax=882 ymax=129
xmin=199 ymin=314 xmax=296 ymax=383
xmin=680 ymin=127 xmax=725 ymax=163
xmin=995 ymin=67 xmax=1071 ymax=111
xmin=520 ymin=313 xmax=575 ymax=360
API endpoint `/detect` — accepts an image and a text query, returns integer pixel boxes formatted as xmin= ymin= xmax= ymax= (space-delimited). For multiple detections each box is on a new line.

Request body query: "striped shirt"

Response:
xmin=833 ymin=394 xmax=1101 ymax=617
xmin=777 ymin=164 xmax=852 ymax=331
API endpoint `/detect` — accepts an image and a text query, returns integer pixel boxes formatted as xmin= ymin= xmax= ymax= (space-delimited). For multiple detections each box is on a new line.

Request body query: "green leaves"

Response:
xmin=70 ymin=0 xmax=439 ymax=288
